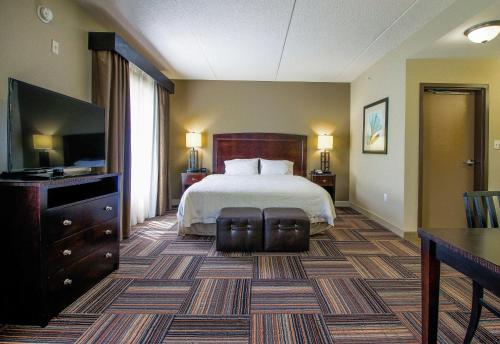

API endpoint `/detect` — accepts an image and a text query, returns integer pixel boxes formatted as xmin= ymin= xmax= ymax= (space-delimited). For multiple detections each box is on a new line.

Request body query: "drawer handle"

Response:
xmin=322 ymin=179 xmax=327 ymax=183
xmin=62 ymin=249 xmax=72 ymax=256
xmin=104 ymin=229 xmax=113 ymax=235
xmin=104 ymin=206 xmax=113 ymax=212
xmin=192 ymin=178 xmax=198 ymax=182
xmin=63 ymin=278 xmax=72 ymax=286
xmin=277 ymin=224 xmax=299 ymax=230
xmin=230 ymin=224 xmax=252 ymax=231
xmin=105 ymin=252 xmax=113 ymax=258
xmin=62 ymin=219 xmax=72 ymax=226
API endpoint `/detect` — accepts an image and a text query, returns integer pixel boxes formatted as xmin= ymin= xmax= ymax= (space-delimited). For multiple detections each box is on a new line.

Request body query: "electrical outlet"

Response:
xmin=494 ymin=139 xmax=500 ymax=150
xmin=383 ymin=193 xmax=388 ymax=202
xmin=51 ymin=40 xmax=59 ymax=55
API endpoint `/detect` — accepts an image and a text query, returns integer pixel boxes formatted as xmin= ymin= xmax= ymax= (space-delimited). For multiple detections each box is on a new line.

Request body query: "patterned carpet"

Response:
xmin=1 ymin=207 xmax=499 ymax=343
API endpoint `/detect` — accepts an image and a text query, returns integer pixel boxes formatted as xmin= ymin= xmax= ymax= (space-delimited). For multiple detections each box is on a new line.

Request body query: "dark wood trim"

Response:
xmin=88 ymin=32 xmax=174 ymax=93
xmin=420 ymin=237 xmax=440 ymax=344
xmin=417 ymin=83 xmax=489 ymax=228
xmin=362 ymin=97 xmax=389 ymax=154
xmin=212 ymin=133 xmax=307 ymax=176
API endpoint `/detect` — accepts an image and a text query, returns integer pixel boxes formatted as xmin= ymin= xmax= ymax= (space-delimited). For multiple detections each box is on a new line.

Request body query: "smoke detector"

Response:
xmin=37 ymin=6 xmax=54 ymax=24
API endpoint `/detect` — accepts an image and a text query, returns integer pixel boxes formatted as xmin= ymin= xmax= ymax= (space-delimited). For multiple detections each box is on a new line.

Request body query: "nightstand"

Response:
xmin=181 ymin=172 xmax=208 ymax=194
xmin=310 ymin=173 xmax=336 ymax=202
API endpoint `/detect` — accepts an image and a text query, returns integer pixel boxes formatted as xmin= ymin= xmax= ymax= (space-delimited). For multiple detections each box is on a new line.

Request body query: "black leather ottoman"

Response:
xmin=263 ymin=208 xmax=310 ymax=252
xmin=216 ymin=207 xmax=263 ymax=251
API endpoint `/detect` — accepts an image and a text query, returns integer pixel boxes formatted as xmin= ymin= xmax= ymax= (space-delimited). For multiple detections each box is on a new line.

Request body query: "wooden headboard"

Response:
xmin=213 ymin=133 xmax=307 ymax=176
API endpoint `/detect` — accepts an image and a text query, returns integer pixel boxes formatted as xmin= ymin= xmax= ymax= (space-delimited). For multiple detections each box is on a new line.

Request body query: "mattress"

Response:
xmin=177 ymin=174 xmax=336 ymax=236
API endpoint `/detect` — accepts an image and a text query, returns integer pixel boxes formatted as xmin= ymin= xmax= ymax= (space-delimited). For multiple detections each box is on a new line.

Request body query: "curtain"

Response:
xmin=156 ymin=84 xmax=170 ymax=215
xmin=92 ymin=50 xmax=132 ymax=239
xmin=129 ymin=63 xmax=159 ymax=225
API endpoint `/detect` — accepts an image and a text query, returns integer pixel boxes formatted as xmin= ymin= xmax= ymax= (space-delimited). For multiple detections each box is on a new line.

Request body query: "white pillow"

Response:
xmin=260 ymin=159 xmax=294 ymax=175
xmin=224 ymin=158 xmax=259 ymax=175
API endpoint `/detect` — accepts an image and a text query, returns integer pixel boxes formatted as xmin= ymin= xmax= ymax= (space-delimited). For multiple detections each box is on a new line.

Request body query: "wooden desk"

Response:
xmin=418 ymin=228 xmax=500 ymax=344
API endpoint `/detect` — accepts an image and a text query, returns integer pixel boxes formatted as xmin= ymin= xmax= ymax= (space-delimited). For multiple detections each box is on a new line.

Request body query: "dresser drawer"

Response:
xmin=312 ymin=175 xmax=334 ymax=186
xmin=45 ymin=194 xmax=119 ymax=243
xmin=47 ymin=219 xmax=118 ymax=276
xmin=47 ymin=243 xmax=118 ymax=316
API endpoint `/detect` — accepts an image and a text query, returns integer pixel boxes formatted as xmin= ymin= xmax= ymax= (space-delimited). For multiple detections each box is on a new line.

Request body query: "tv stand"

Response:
xmin=0 ymin=173 xmax=120 ymax=326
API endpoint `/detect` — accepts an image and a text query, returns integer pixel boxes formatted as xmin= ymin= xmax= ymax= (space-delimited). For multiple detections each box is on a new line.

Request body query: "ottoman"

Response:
xmin=216 ymin=207 xmax=263 ymax=251
xmin=263 ymin=208 xmax=310 ymax=252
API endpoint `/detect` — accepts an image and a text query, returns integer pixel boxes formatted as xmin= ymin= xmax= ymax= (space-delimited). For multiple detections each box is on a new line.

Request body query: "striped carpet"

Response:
xmin=0 ymin=208 xmax=499 ymax=343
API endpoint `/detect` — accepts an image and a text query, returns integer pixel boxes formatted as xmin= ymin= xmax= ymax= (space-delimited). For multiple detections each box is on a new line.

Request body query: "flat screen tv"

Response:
xmin=7 ymin=78 xmax=106 ymax=172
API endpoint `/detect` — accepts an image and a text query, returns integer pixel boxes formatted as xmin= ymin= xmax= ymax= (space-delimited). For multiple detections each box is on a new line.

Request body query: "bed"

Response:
xmin=177 ymin=133 xmax=336 ymax=236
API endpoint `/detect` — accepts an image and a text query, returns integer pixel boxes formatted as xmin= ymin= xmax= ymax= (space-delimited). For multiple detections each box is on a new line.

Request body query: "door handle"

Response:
xmin=464 ymin=159 xmax=476 ymax=166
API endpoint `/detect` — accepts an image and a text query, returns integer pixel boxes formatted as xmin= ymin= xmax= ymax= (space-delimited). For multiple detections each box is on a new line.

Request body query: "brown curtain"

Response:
xmin=92 ymin=50 xmax=132 ymax=239
xmin=156 ymin=84 xmax=171 ymax=215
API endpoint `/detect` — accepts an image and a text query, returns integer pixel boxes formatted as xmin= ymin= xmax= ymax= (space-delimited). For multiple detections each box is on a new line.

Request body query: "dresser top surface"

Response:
xmin=0 ymin=173 xmax=119 ymax=187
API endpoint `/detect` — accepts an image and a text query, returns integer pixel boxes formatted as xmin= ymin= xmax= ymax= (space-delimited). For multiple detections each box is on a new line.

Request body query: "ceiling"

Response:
xmin=414 ymin=1 xmax=500 ymax=58
xmin=79 ymin=0 xmax=457 ymax=82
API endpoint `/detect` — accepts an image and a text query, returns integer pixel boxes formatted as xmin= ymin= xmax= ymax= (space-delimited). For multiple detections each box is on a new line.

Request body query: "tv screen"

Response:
xmin=7 ymin=79 xmax=106 ymax=171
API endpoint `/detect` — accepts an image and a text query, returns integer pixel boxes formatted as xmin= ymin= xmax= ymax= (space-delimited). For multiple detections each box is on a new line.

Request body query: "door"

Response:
xmin=421 ymin=91 xmax=476 ymax=228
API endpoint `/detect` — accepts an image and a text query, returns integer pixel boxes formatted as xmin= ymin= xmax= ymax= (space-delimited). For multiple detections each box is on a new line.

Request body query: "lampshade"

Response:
xmin=464 ymin=20 xmax=500 ymax=43
xmin=33 ymin=134 xmax=53 ymax=150
xmin=186 ymin=132 xmax=202 ymax=148
xmin=317 ymin=135 xmax=333 ymax=150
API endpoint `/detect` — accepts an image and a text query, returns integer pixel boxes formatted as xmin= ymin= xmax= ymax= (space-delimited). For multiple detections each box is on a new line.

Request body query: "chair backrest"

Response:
xmin=463 ymin=191 xmax=500 ymax=228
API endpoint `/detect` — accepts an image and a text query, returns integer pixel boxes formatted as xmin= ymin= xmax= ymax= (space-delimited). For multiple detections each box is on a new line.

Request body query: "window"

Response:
xmin=129 ymin=63 xmax=159 ymax=225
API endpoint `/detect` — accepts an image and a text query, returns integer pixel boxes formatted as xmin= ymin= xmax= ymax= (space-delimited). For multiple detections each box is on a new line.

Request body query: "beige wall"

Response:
xmin=0 ymin=0 xmax=108 ymax=171
xmin=349 ymin=0 xmax=492 ymax=236
xmin=350 ymin=54 xmax=407 ymax=233
xmin=170 ymin=80 xmax=350 ymax=201
xmin=405 ymin=58 xmax=500 ymax=231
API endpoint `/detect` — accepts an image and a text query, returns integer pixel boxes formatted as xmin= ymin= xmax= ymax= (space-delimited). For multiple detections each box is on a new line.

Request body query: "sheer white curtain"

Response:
xmin=129 ymin=63 xmax=159 ymax=225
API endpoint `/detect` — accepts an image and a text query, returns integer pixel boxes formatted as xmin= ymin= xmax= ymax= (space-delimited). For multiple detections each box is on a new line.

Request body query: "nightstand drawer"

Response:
xmin=184 ymin=173 xmax=205 ymax=184
xmin=312 ymin=175 xmax=334 ymax=186
xmin=181 ymin=172 xmax=208 ymax=194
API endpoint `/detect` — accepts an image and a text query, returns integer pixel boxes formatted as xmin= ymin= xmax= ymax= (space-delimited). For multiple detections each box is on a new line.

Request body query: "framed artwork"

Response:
xmin=362 ymin=97 xmax=388 ymax=154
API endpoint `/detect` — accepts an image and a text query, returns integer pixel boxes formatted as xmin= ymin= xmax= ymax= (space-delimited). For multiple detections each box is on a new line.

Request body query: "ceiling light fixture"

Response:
xmin=464 ymin=20 xmax=500 ymax=43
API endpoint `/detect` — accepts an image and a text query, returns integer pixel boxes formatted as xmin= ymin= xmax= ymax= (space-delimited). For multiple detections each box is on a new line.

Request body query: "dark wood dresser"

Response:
xmin=0 ymin=173 xmax=120 ymax=326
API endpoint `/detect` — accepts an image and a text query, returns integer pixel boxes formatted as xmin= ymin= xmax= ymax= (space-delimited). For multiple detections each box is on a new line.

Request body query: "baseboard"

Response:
xmin=334 ymin=201 xmax=351 ymax=207
xmin=348 ymin=202 xmax=405 ymax=238
xmin=403 ymin=232 xmax=419 ymax=246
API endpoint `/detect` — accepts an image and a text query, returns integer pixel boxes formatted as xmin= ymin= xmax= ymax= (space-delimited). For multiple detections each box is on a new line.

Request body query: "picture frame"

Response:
xmin=362 ymin=97 xmax=388 ymax=154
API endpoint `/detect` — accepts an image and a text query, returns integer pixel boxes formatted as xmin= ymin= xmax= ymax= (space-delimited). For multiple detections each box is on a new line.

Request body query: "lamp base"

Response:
xmin=38 ymin=151 xmax=50 ymax=168
xmin=188 ymin=149 xmax=199 ymax=172
xmin=320 ymin=151 xmax=330 ymax=173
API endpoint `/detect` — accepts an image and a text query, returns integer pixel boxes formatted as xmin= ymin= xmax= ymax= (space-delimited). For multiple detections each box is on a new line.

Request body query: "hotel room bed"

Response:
xmin=177 ymin=174 xmax=336 ymax=236
xmin=176 ymin=132 xmax=337 ymax=237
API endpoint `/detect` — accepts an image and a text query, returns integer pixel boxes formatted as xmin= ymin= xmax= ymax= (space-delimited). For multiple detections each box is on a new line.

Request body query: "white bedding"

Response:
xmin=177 ymin=174 xmax=336 ymax=235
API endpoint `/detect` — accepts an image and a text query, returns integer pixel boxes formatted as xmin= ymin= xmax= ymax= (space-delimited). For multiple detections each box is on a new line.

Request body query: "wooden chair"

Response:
xmin=462 ymin=191 xmax=500 ymax=343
